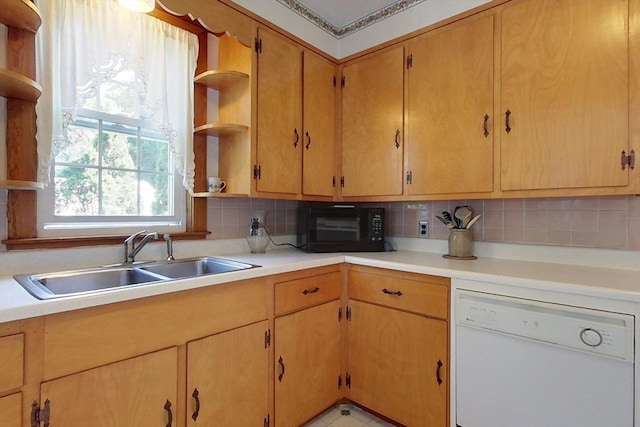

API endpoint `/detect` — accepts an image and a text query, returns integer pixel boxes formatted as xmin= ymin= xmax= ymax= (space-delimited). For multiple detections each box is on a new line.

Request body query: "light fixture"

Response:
xmin=117 ymin=0 xmax=155 ymax=13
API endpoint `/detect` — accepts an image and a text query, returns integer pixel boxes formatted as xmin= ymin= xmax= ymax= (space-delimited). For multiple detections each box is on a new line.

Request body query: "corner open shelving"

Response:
xmin=1 ymin=0 xmax=43 ymax=193
xmin=191 ymin=191 xmax=248 ymax=198
xmin=194 ymin=123 xmax=249 ymax=136
xmin=0 ymin=0 xmax=42 ymax=33
xmin=0 ymin=179 xmax=45 ymax=190
xmin=0 ymin=68 xmax=42 ymax=101
xmin=194 ymin=70 xmax=248 ymax=90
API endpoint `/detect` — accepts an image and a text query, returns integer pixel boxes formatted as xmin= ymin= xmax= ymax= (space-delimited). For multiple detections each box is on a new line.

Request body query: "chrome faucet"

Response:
xmin=124 ymin=230 xmax=159 ymax=263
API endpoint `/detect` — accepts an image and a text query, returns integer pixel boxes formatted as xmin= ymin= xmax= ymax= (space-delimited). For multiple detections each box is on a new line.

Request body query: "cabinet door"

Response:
xmin=303 ymin=51 xmax=337 ymax=197
xmin=275 ymin=301 xmax=342 ymax=427
xmin=342 ymin=46 xmax=404 ymax=197
xmin=187 ymin=321 xmax=269 ymax=427
xmin=407 ymin=14 xmax=494 ymax=195
xmin=0 ymin=393 xmax=21 ymax=427
xmin=347 ymin=300 xmax=447 ymax=427
xmin=256 ymin=28 xmax=303 ymax=195
xmin=501 ymin=0 xmax=629 ymax=191
xmin=40 ymin=347 xmax=178 ymax=427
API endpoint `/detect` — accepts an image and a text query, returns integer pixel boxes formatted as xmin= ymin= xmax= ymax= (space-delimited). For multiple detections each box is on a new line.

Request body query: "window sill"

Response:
xmin=2 ymin=231 xmax=210 ymax=251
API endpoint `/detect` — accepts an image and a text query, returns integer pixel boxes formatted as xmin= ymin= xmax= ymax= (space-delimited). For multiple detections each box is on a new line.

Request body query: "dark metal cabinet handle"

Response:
xmin=164 ymin=400 xmax=173 ymax=427
xmin=505 ymin=109 xmax=512 ymax=133
xmin=302 ymin=286 xmax=320 ymax=295
xmin=394 ymin=129 xmax=401 ymax=148
xmin=483 ymin=113 xmax=490 ymax=137
xmin=436 ymin=360 xmax=443 ymax=385
xmin=293 ymin=128 xmax=299 ymax=147
xmin=191 ymin=388 xmax=200 ymax=421
xmin=278 ymin=356 xmax=285 ymax=382
xmin=382 ymin=288 xmax=403 ymax=296
xmin=305 ymin=131 xmax=311 ymax=149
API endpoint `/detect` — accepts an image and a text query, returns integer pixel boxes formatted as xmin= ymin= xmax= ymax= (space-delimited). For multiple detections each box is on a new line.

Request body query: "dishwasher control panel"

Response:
xmin=457 ymin=290 xmax=634 ymax=361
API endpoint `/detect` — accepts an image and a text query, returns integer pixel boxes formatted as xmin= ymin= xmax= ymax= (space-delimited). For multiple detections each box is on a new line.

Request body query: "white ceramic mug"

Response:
xmin=208 ymin=177 xmax=226 ymax=192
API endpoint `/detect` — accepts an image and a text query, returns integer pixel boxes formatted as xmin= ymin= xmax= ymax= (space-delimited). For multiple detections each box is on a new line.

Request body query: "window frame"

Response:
xmin=3 ymin=7 xmax=210 ymax=250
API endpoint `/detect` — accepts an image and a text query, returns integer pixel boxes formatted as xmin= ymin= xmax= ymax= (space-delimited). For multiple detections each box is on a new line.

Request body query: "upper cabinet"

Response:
xmin=302 ymin=51 xmax=337 ymax=198
xmin=254 ymin=28 xmax=303 ymax=196
xmin=406 ymin=13 xmax=494 ymax=196
xmin=341 ymin=46 xmax=405 ymax=198
xmin=500 ymin=0 xmax=631 ymax=191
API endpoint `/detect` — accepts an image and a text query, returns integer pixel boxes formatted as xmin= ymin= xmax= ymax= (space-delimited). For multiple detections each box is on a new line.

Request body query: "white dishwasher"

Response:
xmin=455 ymin=289 xmax=635 ymax=427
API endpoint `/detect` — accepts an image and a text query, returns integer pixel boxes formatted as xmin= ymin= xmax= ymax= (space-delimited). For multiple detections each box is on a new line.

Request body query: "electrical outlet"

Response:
xmin=418 ymin=220 xmax=429 ymax=238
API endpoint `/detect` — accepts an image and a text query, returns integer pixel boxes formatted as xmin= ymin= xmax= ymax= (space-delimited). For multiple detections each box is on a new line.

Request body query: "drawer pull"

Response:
xmin=191 ymin=388 xmax=200 ymax=421
xmin=164 ymin=400 xmax=173 ymax=427
xmin=436 ymin=359 xmax=443 ymax=385
xmin=302 ymin=286 xmax=320 ymax=295
xmin=278 ymin=356 xmax=286 ymax=382
xmin=382 ymin=288 xmax=403 ymax=297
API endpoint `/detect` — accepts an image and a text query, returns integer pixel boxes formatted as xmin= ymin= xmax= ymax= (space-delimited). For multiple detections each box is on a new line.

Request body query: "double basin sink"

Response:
xmin=14 ymin=257 xmax=260 ymax=300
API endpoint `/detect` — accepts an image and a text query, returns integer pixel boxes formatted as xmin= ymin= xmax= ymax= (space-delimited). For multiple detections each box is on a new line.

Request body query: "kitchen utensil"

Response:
xmin=455 ymin=206 xmax=472 ymax=228
xmin=442 ymin=211 xmax=455 ymax=227
xmin=436 ymin=215 xmax=455 ymax=229
xmin=466 ymin=214 xmax=481 ymax=229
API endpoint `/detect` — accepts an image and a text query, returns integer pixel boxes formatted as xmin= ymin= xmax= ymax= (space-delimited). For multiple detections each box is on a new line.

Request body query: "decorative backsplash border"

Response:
xmin=275 ymin=0 xmax=427 ymax=38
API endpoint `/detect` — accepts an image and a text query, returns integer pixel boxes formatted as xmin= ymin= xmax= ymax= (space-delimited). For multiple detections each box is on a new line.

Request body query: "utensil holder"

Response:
xmin=446 ymin=229 xmax=476 ymax=259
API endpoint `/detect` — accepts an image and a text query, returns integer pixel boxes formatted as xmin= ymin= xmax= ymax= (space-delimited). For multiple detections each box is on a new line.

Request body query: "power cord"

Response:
xmin=263 ymin=224 xmax=304 ymax=249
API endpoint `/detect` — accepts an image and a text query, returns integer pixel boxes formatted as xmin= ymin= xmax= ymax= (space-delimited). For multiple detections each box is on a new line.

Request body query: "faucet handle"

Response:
xmin=125 ymin=229 xmax=147 ymax=244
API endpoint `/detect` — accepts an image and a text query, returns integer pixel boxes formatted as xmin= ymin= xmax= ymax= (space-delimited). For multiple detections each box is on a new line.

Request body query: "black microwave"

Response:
xmin=297 ymin=204 xmax=385 ymax=253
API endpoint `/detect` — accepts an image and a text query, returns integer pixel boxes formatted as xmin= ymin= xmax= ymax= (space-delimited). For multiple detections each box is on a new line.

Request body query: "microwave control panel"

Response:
xmin=370 ymin=213 xmax=384 ymax=241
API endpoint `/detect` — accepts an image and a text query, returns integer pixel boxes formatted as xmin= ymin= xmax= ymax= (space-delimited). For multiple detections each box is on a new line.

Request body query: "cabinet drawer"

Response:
xmin=275 ymin=271 xmax=341 ymax=315
xmin=0 ymin=334 xmax=24 ymax=392
xmin=0 ymin=393 xmax=22 ymax=427
xmin=348 ymin=267 xmax=449 ymax=320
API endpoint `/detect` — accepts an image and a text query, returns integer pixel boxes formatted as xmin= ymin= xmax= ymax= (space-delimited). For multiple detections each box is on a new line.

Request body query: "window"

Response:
xmin=35 ymin=0 xmax=198 ymax=237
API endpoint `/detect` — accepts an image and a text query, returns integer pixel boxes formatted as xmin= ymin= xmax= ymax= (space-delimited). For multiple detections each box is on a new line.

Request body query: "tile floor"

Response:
xmin=303 ymin=404 xmax=398 ymax=427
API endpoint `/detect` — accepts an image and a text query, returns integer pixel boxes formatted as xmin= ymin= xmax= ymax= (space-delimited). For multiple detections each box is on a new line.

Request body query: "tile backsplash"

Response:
xmin=0 ymin=191 xmax=638 ymax=251
xmin=378 ymin=195 xmax=640 ymax=251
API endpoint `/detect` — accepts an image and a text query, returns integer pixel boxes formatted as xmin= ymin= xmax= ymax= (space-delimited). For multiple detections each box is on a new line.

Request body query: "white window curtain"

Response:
xmin=34 ymin=0 xmax=199 ymax=193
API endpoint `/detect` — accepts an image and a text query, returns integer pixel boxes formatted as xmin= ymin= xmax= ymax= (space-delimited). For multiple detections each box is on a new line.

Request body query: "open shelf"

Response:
xmin=0 ymin=0 xmax=42 ymax=33
xmin=194 ymin=70 xmax=249 ymax=90
xmin=192 ymin=192 xmax=248 ymax=198
xmin=194 ymin=123 xmax=249 ymax=137
xmin=0 ymin=68 xmax=42 ymax=101
xmin=0 ymin=179 xmax=45 ymax=190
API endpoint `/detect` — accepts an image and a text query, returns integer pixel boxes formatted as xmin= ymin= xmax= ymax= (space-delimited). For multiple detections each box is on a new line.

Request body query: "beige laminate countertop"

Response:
xmin=0 ymin=249 xmax=638 ymax=323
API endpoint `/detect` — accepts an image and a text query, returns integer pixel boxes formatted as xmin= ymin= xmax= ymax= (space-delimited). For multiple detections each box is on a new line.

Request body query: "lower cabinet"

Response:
xmin=346 ymin=266 xmax=450 ymax=427
xmin=39 ymin=347 xmax=178 ymax=426
xmin=187 ymin=320 xmax=269 ymax=426
xmin=275 ymin=301 xmax=342 ymax=427
xmin=347 ymin=300 xmax=448 ymax=426
xmin=0 ymin=393 xmax=22 ymax=427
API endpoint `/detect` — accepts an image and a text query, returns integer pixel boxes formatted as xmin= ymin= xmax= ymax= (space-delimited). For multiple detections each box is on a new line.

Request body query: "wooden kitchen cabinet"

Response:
xmin=255 ymin=27 xmax=303 ymax=196
xmin=187 ymin=321 xmax=269 ymax=426
xmin=273 ymin=268 xmax=343 ymax=427
xmin=500 ymin=0 xmax=631 ymax=192
xmin=341 ymin=46 xmax=404 ymax=198
xmin=346 ymin=266 xmax=449 ymax=427
xmin=302 ymin=50 xmax=337 ymax=198
xmin=406 ymin=13 xmax=494 ymax=196
xmin=0 ymin=333 xmax=24 ymax=427
xmin=39 ymin=347 xmax=178 ymax=427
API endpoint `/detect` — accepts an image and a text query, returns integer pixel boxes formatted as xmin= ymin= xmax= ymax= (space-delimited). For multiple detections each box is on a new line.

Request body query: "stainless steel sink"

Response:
xmin=13 ymin=267 xmax=167 ymax=299
xmin=13 ymin=257 xmax=260 ymax=300
xmin=139 ymin=257 xmax=258 ymax=279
